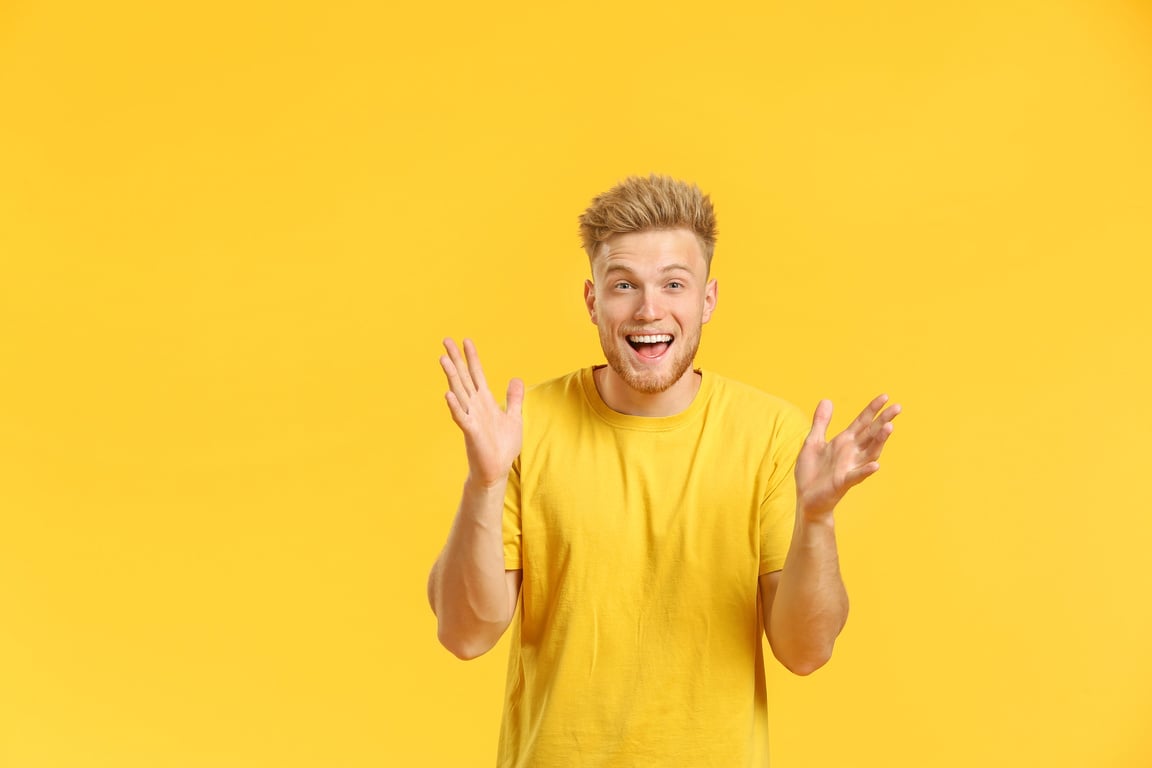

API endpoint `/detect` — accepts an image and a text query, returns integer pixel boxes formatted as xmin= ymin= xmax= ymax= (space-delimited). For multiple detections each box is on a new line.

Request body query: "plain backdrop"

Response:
xmin=2 ymin=1 xmax=1151 ymax=766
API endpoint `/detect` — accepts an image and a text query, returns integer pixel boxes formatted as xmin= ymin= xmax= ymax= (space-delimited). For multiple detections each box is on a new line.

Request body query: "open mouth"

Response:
xmin=626 ymin=333 xmax=673 ymax=360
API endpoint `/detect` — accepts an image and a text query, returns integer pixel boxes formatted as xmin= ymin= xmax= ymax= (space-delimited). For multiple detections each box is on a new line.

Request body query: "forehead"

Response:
xmin=593 ymin=228 xmax=707 ymax=275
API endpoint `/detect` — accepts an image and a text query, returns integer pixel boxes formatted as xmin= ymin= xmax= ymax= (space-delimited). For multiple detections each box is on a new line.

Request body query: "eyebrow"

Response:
xmin=602 ymin=263 xmax=694 ymax=275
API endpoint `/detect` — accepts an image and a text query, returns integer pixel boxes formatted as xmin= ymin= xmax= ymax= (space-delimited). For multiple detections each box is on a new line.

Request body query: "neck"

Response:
xmin=593 ymin=366 xmax=702 ymax=417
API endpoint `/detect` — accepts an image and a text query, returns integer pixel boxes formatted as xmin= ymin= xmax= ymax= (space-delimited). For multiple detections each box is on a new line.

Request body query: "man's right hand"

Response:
xmin=440 ymin=338 xmax=524 ymax=488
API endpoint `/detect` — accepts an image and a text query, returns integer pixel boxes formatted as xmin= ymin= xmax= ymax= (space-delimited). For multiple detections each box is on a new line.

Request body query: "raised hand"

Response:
xmin=795 ymin=394 xmax=901 ymax=521
xmin=440 ymin=338 xmax=525 ymax=488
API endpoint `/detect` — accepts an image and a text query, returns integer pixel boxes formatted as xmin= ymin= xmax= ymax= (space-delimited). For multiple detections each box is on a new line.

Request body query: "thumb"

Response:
xmin=506 ymin=378 xmax=525 ymax=417
xmin=807 ymin=399 xmax=833 ymax=444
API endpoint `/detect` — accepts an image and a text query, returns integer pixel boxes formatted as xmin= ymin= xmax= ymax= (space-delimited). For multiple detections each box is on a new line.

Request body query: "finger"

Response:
xmin=443 ymin=338 xmax=476 ymax=396
xmin=463 ymin=338 xmax=489 ymax=393
xmin=806 ymin=399 xmax=833 ymax=444
xmin=845 ymin=395 xmax=891 ymax=448
xmin=440 ymin=353 xmax=471 ymax=408
xmin=506 ymin=378 xmax=525 ymax=418
xmin=848 ymin=394 xmax=890 ymax=436
xmin=860 ymin=402 xmax=901 ymax=449
xmin=859 ymin=420 xmax=895 ymax=462
xmin=878 ymin=402 xmax=902 ymax=424
xmin=844 ymin=461 xmax=880 ymax=488
xmin=444 ymin=391 xmax=469 ymax=428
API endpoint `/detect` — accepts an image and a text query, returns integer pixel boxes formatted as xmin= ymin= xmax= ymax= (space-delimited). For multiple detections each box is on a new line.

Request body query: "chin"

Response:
xmin=604 ymin=339 xmax=697 ymax=395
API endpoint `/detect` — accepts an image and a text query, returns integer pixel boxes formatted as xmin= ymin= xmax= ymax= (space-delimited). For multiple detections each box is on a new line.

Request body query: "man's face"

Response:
xmin=584 ymin=228 xmax=717 ymax=396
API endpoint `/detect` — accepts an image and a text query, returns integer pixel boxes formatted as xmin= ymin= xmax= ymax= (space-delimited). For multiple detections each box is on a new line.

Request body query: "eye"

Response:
xmin=667 ymin=281 xmax=684 ymax=289
xmin=614 ymin=281 xmax=633 ymax=290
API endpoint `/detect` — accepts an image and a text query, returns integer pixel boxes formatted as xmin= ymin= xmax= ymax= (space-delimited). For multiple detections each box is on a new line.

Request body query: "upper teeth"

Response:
xmin=629 ymin=334 xmax=672 ymax=343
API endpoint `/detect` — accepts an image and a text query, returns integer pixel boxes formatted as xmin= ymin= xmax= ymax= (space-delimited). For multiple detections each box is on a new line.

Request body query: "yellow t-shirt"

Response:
xmin=499 ymin=367 xmax=808 ymax=768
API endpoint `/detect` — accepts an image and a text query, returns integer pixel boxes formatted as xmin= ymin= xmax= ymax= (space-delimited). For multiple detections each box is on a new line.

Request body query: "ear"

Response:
xmin=584 ymin=279 xmax=597 ymax=324
xmin=701 ymin=279 xmax=718 ymax=324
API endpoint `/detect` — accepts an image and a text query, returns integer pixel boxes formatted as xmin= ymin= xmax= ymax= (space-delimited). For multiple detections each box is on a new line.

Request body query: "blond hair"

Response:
xmin=578 ymin=174 xmax=717 ymax=267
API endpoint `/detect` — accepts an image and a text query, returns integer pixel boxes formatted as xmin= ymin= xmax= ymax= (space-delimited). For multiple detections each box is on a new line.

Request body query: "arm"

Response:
xmin=762 ymin=394 xmax=900 ymax=675
xmin=427 ymin=338 xmax=525 ymax=660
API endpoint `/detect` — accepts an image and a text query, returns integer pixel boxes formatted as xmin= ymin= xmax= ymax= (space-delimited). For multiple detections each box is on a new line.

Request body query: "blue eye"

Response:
xmin=614 ymin=281 xmax=632 ymax=290
xmin=668 ymin=281 xmax=684 ymax=289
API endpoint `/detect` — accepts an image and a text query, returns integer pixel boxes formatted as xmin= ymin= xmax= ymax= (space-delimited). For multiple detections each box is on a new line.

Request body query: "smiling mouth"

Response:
xmin=627 ymin=333 xmax=673 ymax=359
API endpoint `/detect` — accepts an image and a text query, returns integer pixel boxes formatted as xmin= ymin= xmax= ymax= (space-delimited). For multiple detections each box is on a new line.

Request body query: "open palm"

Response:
xmin=440 ymin=338 xmax=524 ymax=488
xmin=795 ymin=395 xmax=901 ymax=520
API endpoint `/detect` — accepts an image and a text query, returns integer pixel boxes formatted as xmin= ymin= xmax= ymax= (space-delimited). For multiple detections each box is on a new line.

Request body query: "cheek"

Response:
xmin=697 ymin=292 xmax=715 ymax=320
xmin=676 ymin=297 xmax=706 ymax=320
xmin=596 ymin=297 xmax=629 ymax=323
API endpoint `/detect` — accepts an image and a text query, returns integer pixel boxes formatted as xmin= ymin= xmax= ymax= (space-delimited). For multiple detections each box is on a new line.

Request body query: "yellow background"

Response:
xmin=2 ymin=1 xmax=1150 ymax=765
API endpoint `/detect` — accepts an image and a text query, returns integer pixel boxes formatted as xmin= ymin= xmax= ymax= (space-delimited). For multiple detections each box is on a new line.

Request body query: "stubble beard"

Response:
xmin=600 ymin=326 xmax=701 ymax=395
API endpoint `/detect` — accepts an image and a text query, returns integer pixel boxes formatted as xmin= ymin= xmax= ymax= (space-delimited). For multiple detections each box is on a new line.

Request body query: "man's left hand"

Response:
xmin=795 ymin=394 xmax=902 ymax=521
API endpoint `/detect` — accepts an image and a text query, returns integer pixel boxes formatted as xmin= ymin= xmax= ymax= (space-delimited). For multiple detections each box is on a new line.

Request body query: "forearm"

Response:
xmin=766 ymin=511 xmax=849 ymax=675
xmin=428 ymin=477 xmax=513 ymax=659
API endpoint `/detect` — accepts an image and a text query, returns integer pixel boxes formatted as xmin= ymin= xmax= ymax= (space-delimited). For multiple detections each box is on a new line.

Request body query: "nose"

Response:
xmin=633 ymin=288 xmax=665 ymax=322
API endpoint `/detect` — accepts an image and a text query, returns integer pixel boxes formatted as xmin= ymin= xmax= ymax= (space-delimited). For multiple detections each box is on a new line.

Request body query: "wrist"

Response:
xmin=464 ymin=474 xmax=508 ymax=497
xmin=459 ymin=476 xmax=508 ymax=528
xmin=796 ymin=501 xmax=836 ymax=527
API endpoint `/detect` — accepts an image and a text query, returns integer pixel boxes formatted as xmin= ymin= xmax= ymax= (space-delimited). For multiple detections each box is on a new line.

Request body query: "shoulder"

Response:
xmin=698 ymin=373 xmax=808 ymax=480
xmin=523 ymin=369 xmax=587 ymax=407
xmin=518 ymin=369 xmax=596 ymax=455
xmin=704 ymin=372 xmax=808 ymax=436
xmin=520 ymin=368 xmax=596 ymax=428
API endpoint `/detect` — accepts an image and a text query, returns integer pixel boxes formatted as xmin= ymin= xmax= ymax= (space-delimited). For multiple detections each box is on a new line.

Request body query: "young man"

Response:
xmin=428 ymin=175 xmax=900 ymax=767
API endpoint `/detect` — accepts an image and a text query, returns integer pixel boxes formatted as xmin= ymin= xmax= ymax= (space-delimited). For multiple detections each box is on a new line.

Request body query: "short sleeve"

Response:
xmin=502 ymin=456 xmax=523 ymax=570
xmin=758 ymin=405 xmax=809 ymax=575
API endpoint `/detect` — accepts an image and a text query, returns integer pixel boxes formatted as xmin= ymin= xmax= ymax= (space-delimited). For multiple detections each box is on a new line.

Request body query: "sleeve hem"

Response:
xmin=758 ymin=561 xmax=785 ymax=576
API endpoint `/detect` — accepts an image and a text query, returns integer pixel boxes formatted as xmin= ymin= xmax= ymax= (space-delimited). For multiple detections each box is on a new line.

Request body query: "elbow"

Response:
xmin=781 ymin=651 xmax=831 ymax=677
xmin=772 ymin=638 xmax=836 ymax=676
xmin=768 ymin=602 xmax=848 ymax=676
xmin=436 ymin=616 xmax=508 ymax=661
xmin=438 ymin=627 xmax=491 ymax=660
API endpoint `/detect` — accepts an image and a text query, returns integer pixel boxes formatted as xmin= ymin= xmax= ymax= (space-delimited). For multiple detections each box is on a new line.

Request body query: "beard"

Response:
xmin=599 ymin=324 xmax=702 ymax=395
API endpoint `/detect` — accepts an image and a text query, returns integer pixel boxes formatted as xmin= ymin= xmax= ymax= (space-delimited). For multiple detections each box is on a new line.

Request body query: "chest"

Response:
xmin=519 ymin=423 xmax=768 ymax=573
